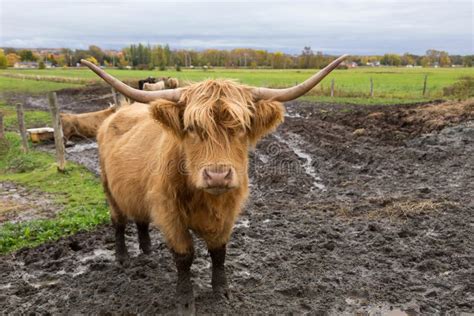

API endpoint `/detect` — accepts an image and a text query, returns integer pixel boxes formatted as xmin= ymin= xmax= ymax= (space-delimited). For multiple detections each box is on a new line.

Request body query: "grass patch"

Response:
xmin=2 ymin=67 xmax=474 ymax=104
xmin=0 ymin=76 xmax=82 ymax=94
xmin=0 ymin=133 xmax=108 ymax=254
xmin=0 ymin=102 xmax=52 ymax=131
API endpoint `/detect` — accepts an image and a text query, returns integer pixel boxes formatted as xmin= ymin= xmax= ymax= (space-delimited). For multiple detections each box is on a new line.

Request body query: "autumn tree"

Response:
xmin=85 ymin=56 xmax=99 ymax=65
xmin=401 ymin=53 xmax=416 ymax=66
xmin=6 ymin=53 xmax=21 ymax=67
xmin=89 ymin=45 xmax=105 ymax=65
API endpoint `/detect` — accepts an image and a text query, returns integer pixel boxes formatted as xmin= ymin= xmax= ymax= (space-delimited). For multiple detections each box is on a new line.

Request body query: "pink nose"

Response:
xmin=204 ymin=166 xmax=232 ymax=188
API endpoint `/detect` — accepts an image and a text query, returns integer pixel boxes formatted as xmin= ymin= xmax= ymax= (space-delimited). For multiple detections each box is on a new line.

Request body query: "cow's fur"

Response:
xmin=60 ymin=105 xmax=118 ymax=141
xmin=165 ymin=77 xmax=179 ymax=89
xmin=143 ymin=81 xmax=166 ymax=91
xmin=141 ymin=77 xmax=179 ymax=91
xmin=138 ymin=77 xmax=156 ymax=90
xmin=98 ymin=79 xmax=284 ymax=308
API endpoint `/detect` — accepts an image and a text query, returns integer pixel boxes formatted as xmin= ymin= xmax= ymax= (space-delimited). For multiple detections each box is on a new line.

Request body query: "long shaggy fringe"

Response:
xmin=180 ymin=79 xmax=254 ymax=143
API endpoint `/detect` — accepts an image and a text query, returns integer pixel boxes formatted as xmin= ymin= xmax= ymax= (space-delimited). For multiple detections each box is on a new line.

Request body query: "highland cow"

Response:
xmin=81 ymin=55 xmax=347 ymax=313
xmin=60 ymin=105 xmax=118 ymax=141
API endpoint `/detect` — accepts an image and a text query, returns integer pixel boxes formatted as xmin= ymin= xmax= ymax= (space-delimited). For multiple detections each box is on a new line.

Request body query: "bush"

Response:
xmin=175 ymin=63 xmax=182 ymax=72
xmin=443 ymin=76 xmax=474 ymax=99
xmin=38 ymin=61 xmax=46 ymax=69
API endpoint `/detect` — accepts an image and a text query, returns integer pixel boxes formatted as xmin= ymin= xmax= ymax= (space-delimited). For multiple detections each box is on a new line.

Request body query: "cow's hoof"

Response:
xmin=140 ymin=244 xmax=152 ymax=255
xmin=116 ymin=253 xmax=130 ymax=267
xmin=177 ymin=294 xmax=195 ymax=316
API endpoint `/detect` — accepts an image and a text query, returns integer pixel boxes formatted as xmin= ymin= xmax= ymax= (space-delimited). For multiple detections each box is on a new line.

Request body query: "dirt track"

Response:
xmin=1 ymin=91 xmax=473 ymax=315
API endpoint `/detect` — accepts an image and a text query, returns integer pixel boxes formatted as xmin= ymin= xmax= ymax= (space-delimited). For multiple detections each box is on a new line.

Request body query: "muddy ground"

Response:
xmin=1 ymin=87 xmax=473 ymax=315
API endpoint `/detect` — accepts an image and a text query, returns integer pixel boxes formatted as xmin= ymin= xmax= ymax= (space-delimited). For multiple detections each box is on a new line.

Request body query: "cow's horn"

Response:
xmin=251 ymin=54 xmax=348 ymax=102
xmin=80 ymin=59 xmax=182 ymax=103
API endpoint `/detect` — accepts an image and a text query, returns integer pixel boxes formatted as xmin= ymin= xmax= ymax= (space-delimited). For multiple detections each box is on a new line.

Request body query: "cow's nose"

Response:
xmin=204 ymin=166 xmax=232 ymax=188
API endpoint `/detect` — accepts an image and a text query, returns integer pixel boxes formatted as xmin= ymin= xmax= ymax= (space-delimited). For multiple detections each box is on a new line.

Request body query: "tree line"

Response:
xmin=0 ymin=45 xmax=473 ymax=69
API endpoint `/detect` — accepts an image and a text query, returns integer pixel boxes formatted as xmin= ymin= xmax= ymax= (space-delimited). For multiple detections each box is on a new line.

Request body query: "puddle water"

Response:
xmin=274 ymin=133 xmax=325 ymax=191
xmin=67 ymin=142 xmax=98 ymax=153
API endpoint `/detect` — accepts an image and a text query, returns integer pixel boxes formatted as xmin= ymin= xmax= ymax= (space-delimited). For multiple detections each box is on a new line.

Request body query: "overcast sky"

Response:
xmin=0 ymin=0 xmax=473 ymax=55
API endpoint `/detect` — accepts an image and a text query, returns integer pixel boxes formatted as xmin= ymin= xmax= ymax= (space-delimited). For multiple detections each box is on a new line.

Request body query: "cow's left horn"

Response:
xmin=80 ymin=59 xmax=182 ymax=103
xmin=251 ymin=54 xmax=348 ymax=102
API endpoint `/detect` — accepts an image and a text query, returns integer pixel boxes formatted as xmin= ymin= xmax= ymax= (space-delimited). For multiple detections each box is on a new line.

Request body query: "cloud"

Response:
xmin=1 ymin=0 xmax=472 ymax=54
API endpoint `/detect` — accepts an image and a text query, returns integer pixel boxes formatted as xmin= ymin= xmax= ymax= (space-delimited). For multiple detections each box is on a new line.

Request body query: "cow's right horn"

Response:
xmin=251 ymin=54 xmax=348 ymax=102
xmin=81 ymin=59 xmax=183 ymax=103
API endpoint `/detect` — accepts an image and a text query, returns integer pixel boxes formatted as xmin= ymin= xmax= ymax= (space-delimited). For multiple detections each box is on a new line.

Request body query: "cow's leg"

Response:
xmin=157 ymin=216 xmax=195 ymax=314
xmin=173 ymin=249 xmax=195 ymax=315
xmin=209 ymin=244 xmax=230 ymax=299
xmin=113 ymin=215 xmax=129 ymax=265
xmin=103 ymin=181 xmax=129 ymax=265
xmin=136 ymin=221 xmax=151 ymax=254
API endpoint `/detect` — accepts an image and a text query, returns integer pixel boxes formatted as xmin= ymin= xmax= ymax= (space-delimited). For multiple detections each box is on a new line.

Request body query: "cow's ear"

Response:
xmin=150 ymin=100 xmax=184 ymax=138
xmin=248 ymin=100 xmax=285 ymax=146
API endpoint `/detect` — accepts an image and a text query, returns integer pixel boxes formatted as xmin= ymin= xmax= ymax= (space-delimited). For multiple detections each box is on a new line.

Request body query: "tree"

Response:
xmin=89 ymin=45 xmax=105 ymax=65
xmin=271 ymin=52 xmax=285 ymax=69
xmin=401 ymin=53 xmax=415 ymax=66
xmin=381 ymin=54 xmax=401 ymax=66
xmin=439 ymin=51 xmax=451 ymax=67
xmin=0 ymin=51 xmax=7 ymax=69
xmin=6 ymin=53 xmax=21 ymax=67
xmin=463 ymin=55 xmax=473 ymax=67
xmin=299 ymin=46 xmax=313 ymax=69
xmin=61 ymin=48 xmax=73 ymax=66
xmin=85 ymin=56 xmax=98 ymax=65
xmin=19 ymin=50 xmax=37 ymax=62
xmin=420 ymin=56 xmax=430 ymax=67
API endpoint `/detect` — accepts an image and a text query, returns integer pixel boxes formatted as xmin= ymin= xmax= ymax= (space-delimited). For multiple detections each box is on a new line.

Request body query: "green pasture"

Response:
xmin=0 ymin=103 xmax=108 ymax=254
xmin=1 ymin=66 xmax=473 ymax=104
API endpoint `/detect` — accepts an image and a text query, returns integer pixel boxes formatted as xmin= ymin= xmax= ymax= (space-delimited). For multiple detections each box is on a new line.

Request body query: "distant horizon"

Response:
xmin=1 ymin=45 xmax=472 ymax=57
xmin=1 ymin=0 xmax=473 ymax=55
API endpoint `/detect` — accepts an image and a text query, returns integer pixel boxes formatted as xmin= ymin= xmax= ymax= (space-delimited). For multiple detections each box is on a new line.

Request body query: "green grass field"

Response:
xmin=0 ymin=104 xmax=108 ymax=253
xmin=1 ymin=67 xmax=473 ymax=104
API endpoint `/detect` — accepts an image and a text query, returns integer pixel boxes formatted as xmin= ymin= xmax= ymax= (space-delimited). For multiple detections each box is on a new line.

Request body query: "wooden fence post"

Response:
xmin=0 ymin=112 xmax=4 ymax=139
xmin=111 ymin=88 xmax=118 ymax=105
xmin=422 ymin=74 xmax=428 ymax=96
xmin=16 ymin=103 xmax=29 ymax=153
xmin=370 ymin=77 xmax=374 ymax=97
xmin=330 ymin=79 xmax=335 ymax=97
xmin=48 ymin=92 xmax=66 ymax=172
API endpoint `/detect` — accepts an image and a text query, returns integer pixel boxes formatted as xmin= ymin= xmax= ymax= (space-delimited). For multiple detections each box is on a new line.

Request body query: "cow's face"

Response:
xmin=150 ymin=80 xmax=284 ymax=195
xmin=60 ymin=114 xmax=74 ymax=141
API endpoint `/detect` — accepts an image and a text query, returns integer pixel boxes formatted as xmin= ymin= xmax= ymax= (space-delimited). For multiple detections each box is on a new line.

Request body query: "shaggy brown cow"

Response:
xmin=143 ymin=77 xmax=179 ymax=91
xmin=143 ymin=80 xmax=166 ymax=91
xmin=60 ymin=105 xmax=118 ymax=141
xmin=81 ymin=55 xmax=347 ymax=313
